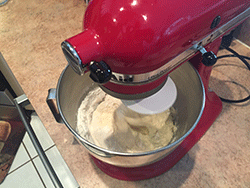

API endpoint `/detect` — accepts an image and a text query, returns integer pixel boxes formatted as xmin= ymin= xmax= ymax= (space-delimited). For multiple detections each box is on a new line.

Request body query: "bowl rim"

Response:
xmin=56 ymin=63 xmax=205 ymax=157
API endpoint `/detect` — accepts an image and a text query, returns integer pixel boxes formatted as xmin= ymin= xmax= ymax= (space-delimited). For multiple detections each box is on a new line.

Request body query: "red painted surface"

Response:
xmin=65 ymin=0 xmax=249 ymax=94
xmin=67 ymin=0 xmax=249 ymax=74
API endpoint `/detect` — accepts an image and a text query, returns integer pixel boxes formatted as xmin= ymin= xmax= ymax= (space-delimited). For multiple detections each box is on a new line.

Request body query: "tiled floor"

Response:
xmin=0 ymin=112 xmax=79 ymax=188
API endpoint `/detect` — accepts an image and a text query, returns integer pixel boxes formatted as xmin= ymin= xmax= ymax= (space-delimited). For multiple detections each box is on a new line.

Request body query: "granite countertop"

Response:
xmin=1 ymin=1 xmax=250 ymax=187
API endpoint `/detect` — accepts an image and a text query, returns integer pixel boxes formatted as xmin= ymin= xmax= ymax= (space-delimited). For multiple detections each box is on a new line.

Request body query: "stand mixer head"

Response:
xmin=61 ymin=37 xmax=178 ymax=114
xmin=61 ymin=0 xmax=249 ymax=115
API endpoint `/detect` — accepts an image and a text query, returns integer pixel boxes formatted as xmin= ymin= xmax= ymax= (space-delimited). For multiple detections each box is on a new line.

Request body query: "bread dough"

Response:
xmin=76 ymin=87 xmax=177 ymax=152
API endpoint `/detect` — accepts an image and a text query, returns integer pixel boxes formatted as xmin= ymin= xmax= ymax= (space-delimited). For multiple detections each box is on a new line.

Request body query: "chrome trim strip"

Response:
xmin=61 ymin=41 xmax=86 ymax=76
xmin=110 ymin=7 xmax=250 ymax=86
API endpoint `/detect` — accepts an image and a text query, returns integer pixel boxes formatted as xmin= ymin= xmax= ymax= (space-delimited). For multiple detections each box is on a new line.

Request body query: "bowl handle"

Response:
xmin=46 ymin=89 xmax=63 ymax=123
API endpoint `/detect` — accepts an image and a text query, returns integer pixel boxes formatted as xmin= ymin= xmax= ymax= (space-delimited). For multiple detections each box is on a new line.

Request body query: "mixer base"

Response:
xmin=91 ymin=91 xmax=222 ymax=181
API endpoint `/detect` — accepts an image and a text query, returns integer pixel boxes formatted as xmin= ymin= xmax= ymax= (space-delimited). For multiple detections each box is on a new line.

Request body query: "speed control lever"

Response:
xmin=199 ymin=47 xmax=217 ymax=66
xmin=193 ymin=44 xmax=218 ymax=66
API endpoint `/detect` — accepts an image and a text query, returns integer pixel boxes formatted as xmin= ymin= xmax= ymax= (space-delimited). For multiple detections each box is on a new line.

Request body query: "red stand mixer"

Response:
xmin=58 ymin=0 xmax=250 ymax=181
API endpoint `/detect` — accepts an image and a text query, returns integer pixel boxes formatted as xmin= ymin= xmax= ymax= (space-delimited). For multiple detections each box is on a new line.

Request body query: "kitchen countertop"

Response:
xmin=1 ymin=1 xmax=250 ymax=187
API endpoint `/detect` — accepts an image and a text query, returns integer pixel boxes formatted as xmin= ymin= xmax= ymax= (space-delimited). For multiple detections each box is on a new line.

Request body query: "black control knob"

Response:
xmin=89 ymin=61 xmax=112 ymax=84
xmin=199 ymin=47 xmax=217 ymax=66
xmin=202 ymin=51 xmax=217 ymax=66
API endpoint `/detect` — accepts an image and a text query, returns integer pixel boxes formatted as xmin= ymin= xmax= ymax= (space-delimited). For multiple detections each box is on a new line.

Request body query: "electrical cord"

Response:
xmin=216 ymin=45 xmax=250 ymax=103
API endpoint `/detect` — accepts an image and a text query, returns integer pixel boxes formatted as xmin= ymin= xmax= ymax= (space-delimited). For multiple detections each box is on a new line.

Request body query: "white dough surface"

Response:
xmin=76 ymin=87 xmax=177 ymax=152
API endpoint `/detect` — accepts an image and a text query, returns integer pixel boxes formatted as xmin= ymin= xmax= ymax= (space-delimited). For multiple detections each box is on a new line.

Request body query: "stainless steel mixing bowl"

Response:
xmin=48 ymin=62 xmax=205 ymax=167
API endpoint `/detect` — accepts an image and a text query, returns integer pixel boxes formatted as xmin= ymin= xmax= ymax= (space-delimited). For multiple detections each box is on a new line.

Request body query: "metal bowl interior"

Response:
xmin=56 ymin=62 xmax=205 ymax=167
